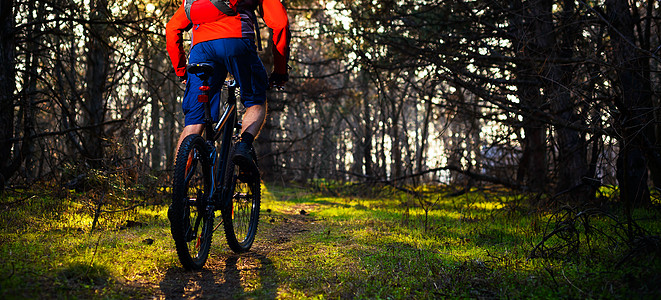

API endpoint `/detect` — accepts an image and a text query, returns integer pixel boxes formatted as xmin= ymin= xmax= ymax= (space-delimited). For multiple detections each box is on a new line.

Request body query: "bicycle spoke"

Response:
xmin=222 ymin=155 xmax=260 ymax=253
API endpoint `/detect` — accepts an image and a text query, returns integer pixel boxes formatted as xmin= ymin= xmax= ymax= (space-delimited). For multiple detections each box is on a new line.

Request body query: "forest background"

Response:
xmin=2 ymin=0 xmax=661 ymax=206
xmin=0 ymin=0 xmax=660 ymax=298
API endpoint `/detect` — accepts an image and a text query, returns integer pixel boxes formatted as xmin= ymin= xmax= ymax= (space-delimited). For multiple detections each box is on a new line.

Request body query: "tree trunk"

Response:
xmin=20 ymin=1 xmax=41 ymax=182
xmin=148 ymin=46 xmax=162 ymax=171
xmin=83 ymin=0 xmax=111 ymax=168
xmin=636 ymin=0 xmax=661 ymax=191
xmin=377 ymin=105 xmax=388 ymax=177
xmin=607 ymin=0 xmax=653 ymax=207
xmin=390 ymin=98 xmax=402 ymax=182
xmin=416 ymin=97 xmax=433 ymax=179
xmin=512 ymin=0 xmax=548 ymax=193
xmin=350 ymin=74 xmax=374 ymax=178
xmin=164 ymin=78 xmax=178 ymax=171
xmin=546 ymin=0 xmax=590 ymax=202
xmin=0 ymin=0 xmax=16 ymax=187
xmin=363 ymin=81 xmax=374 ymax=177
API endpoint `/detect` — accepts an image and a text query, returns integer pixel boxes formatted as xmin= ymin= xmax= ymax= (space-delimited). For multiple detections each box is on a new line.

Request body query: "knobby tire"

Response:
xmin=169 ymin=134 xmax=214 ymax=270
xmin=221 ymin=146 xmax=261 ymax=253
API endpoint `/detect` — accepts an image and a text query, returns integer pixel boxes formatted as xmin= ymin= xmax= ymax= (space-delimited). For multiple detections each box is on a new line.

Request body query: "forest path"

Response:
xmin=148 ymin=208 xmax=314 ymax=299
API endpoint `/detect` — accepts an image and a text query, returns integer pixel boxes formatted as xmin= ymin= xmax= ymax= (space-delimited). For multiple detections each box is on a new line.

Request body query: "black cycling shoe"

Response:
xmin=232 ymin=142 xmax=258 ymax=182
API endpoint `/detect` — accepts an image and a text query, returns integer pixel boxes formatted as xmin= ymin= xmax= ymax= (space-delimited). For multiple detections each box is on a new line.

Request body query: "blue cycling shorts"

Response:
xmin=183 ymin=38 xmax=268 ymax=126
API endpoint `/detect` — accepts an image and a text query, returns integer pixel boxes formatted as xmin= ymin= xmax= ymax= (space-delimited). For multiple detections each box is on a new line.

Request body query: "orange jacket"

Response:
xmin=166 ymin=0 xmax=290 ymax=77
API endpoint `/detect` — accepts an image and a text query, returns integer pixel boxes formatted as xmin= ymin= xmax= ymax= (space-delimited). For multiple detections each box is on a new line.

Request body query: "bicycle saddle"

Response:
xmin=187 ymin=63 xmax=214 ymax=77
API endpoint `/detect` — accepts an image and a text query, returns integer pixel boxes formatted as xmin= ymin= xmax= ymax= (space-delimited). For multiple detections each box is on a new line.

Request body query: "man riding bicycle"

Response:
xmin=166 ymin=0 xmax=290 ymax=175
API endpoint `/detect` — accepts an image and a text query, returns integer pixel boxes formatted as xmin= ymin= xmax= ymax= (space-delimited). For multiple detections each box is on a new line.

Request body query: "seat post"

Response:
xmin=187 ymin=63 xmax=216 ymax=141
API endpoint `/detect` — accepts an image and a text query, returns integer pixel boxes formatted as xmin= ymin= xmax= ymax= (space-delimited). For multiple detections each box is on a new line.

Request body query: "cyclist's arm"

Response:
xmin=166 ymin=4 xmax=193 ymax=78
xmin=261 ymin=0 xmax=290 ymax=75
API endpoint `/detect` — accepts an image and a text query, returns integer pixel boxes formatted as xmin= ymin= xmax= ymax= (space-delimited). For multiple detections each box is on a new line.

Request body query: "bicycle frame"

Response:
xmin=195 ymin=73 xmax=240 ymax=209
xmin=170 ymin=63 xmax=261 ymax=269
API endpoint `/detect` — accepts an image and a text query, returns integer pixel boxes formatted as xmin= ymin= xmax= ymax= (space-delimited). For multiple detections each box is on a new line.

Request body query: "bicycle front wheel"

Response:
xmin=221 ymin=147 xmax=261 ymax=253
xmin=168 ymin=134 xmax=214 ymax=270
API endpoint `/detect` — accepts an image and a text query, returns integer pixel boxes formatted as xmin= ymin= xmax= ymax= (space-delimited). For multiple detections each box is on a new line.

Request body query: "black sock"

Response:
xmin=241 ymin=132 xmax=255 ymax=145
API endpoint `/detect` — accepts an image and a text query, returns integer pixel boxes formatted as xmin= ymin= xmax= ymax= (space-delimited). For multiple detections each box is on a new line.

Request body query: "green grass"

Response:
xmin=259 ymin=184 xmax=661 ymax=299
xmin=1 ymin=183 xmax=660 ymax=299
xmin=0 ymin=193 xmax=175 ymax=299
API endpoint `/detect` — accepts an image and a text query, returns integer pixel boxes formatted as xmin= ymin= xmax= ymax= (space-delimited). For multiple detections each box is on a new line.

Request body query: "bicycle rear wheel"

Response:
xmin=168 ymin=134 xmax=214 ymax=270
xmin=221 ymin=147 xmax=261 ymax=253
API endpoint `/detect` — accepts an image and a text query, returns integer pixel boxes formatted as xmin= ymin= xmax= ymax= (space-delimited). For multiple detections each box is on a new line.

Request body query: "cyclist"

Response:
xmin=166 ymin=0 xmax=290 ymax=176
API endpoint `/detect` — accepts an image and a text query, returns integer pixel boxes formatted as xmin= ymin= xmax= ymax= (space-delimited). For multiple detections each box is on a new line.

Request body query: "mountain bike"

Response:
xmin=168 ymin=63 xmax=260 ymax=270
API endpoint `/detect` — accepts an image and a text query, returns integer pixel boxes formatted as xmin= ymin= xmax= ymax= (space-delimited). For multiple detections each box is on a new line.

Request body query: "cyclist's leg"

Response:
xmin=216 ymin=38 xmax=268 ymax=137
xmin=176 ymin=124 xmax=204 ymax=153
xmin=241 ymin=104 xmax=266 ymax=137
xmin=203 ymin=38 xmax=266 ymax=174
xmin=176 ymin=42 xmax=228 ymax=151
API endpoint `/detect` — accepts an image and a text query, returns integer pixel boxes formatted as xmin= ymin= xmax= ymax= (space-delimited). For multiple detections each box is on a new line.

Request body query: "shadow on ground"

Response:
xmin=158 ymin=251 xmax=277 ymax=299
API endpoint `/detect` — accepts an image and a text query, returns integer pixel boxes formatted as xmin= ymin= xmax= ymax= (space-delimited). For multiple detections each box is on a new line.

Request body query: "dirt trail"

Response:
xmin=150 ymin=211 xmax=314 ymax=299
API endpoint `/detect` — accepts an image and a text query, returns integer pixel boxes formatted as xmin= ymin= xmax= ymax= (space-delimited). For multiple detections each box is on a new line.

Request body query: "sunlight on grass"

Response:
xmin=2 ymin=183 xmax=660 ymax=299
xmin=0 ymin=198 xmax=178 ymax=298
xmin=260 ymin=182 xmax=275 ymax=202
xmin=263 ymin=184 xmax=661 ymax=298
xmin=471 ymin=201 xmax=504 ymax=210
